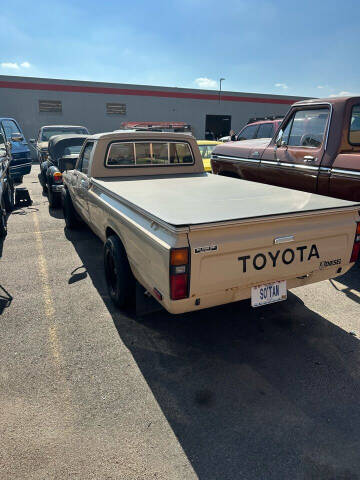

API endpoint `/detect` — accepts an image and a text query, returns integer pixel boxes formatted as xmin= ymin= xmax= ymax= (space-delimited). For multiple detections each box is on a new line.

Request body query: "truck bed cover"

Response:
xmin=93 ymin=173 xmax=360 ymax=227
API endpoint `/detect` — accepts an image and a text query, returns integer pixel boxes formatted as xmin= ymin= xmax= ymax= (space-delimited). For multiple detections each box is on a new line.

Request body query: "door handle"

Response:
xmin=304 ymin=155 xmax=316 ymax=162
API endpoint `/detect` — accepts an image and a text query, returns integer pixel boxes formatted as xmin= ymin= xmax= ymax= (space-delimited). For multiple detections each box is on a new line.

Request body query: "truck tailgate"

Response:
xmin=187 ymin=209 xmax=358 ymax=296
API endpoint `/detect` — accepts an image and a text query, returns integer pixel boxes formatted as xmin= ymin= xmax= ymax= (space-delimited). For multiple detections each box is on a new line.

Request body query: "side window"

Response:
xmin=2 ymin=120 xmax=21 ymax=139
xmin=256 ymin=123 xmax=274 ymax=138
xmin=287 ymin=108 xmax=329 ymax=148
xmin=77 ymin=142 xmax=94 ymax=174
xmin=237 ymin=124 xmax=258 ymax=141
xmin=349 ymin=105 xmax=360 ymax=145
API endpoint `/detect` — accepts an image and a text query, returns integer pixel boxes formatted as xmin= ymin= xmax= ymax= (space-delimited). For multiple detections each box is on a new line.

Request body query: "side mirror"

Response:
xmin=275 ymin=130 xmax=286 ymax=148
xmin=29 ymin=138 xmax=35 ymax=144
xmin=11 ymin=134 xmax=24 ymax=142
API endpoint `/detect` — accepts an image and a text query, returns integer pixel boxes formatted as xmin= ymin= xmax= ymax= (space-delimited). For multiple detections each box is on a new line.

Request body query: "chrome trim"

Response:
xmin=280 ymin=162 xmax=319 ymax=171
xmin=212 ymin=154 xmax=260 ymax=164
xmin=274 ymin=235 xmax=294 ymax=244
xmin=331 ymin=168 xmax=360 ymax=178
xmin=261 ymin=159 xmax=277 ymax=166
xmin=9 ymin=162 xmax=32 ymax=170
xmin=260 ymin=159 xmax=319 ymax=171
xmin=52 ymin=184 xmax=64 ymax=192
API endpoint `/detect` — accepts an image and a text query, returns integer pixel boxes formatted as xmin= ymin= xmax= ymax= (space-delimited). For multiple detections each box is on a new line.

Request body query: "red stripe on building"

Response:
xmin=0 ymin=80 xmax=297 ymax=105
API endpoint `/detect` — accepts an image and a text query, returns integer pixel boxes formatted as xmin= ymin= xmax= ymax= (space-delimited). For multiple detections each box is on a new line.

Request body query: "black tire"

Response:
xmin=48 ymin=188 xmax=61 ymax=208
xmin=0 ymin=200 xmax=7 ymax=238
xmin=38 ymin=173 xmax=47 ymax=192
xmin=63 ymin=188 xmax=81 ymax=229
xmin=13 ymin=175 xmax=23 ymax=184
xmin=3 ymin=180 xmax=14 ymax=213
xmin=104 ymin=235 xmax=135 ymax=308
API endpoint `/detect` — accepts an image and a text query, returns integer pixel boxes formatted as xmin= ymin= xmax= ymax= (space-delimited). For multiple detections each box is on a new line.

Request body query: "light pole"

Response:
xmin=219 ymin=78 xmax=225 ymax=103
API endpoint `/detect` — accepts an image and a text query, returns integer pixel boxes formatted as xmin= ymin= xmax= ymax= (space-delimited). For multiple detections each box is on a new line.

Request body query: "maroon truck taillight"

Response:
xmin=350 ymin=223 xmax=360 ymax=263
xmin=170 ymin=247 xmax=190 ymax=300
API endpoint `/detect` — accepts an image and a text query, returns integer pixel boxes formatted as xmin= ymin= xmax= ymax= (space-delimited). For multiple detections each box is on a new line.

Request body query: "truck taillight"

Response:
xmin=53 ymin=171 xmax=62 ymax=183
xmin=170 ymin=247 xmax=189 ymax=300
xmin=350 ymin=223 xmax=360 ymax=263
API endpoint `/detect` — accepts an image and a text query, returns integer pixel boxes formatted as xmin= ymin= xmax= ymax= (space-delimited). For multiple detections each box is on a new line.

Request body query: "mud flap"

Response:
xmin=135 ymin=281 xmax=163 ymax=317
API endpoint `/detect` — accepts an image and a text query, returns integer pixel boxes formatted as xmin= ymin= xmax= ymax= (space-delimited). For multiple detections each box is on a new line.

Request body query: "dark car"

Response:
xmin=30 ymin=125 xmax=89 ymax=164
xmin=0 ymin=128 xmax=15 ymax=238
xmin=39 ymin=134 xmax=88 ymax=208
xmin=0 ymin=117 xmax=32 ymax=183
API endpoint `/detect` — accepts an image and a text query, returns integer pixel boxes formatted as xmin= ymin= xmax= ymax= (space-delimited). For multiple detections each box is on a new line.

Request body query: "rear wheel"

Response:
xmin=48 ymin=188 xmax=61 ymax=208
xmin=13 ymin=175 xmax=23 ymax=184
xmin=63 ymin=188 xmax=81 ymax=229
xmin=104 ymin=235 xmax=135 ymax=308
xmin=0 ymin=199 xmax=7 ymax=238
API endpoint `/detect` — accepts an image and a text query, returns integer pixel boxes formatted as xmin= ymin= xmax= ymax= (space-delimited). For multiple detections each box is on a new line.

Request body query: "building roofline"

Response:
xmin=0 ymin=74 xmax=309 ymax=105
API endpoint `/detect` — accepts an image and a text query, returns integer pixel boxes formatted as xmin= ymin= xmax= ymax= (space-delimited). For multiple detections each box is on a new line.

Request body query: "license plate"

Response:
xmin=251 ymin=280 xmax=287 ymax=308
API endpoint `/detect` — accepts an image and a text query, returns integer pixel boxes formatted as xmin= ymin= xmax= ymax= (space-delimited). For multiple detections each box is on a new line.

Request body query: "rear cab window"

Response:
xmin=106 ymin=141 xmax=194 ymax=167
xmin=237 ymin=124 xmax=258 ymax=141
xmin=349 ymin=105 xmax=360 ymax=145
xmin=256 ymin=123 xmax=274 ymax=139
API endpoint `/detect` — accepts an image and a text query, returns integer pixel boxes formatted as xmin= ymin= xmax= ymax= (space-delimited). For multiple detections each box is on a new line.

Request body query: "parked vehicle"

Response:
xmin=219 ymin=118 xmax=283 ymax=142
xmin=120 ymin=121 xmax=192 ymax=134
xmin=211 ymin=96 xmax=360 ymax=202
xmin=62 ymin=130 xmax=360 ymax=315
xmin=197 ymin=140 xmax=221 ymax=172
xmin=0 ymin=117 xmax=31 ymax=183
xmin=30 ymin=125 xmax=89 ymax=164
xmin=0 ymin=128 xmax=15 ymax=238
xmin=39 ymin=134 xmax=89 ymax=208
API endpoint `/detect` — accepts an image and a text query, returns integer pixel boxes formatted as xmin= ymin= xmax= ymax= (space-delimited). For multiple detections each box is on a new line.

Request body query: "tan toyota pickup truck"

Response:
xmin=62 ymin=131 xmax=360 ymax=314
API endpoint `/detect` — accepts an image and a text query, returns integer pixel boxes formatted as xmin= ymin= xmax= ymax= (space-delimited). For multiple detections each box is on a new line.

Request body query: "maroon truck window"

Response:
xmin=349 ymin=105 xmax=360 ymax=145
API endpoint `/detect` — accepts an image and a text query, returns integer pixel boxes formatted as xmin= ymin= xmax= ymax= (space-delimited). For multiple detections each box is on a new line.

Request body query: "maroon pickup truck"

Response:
xmin=211 ymin=96 xmax=360 ymax=202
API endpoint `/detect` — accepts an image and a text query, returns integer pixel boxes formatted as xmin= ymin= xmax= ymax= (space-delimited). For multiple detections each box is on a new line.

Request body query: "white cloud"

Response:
xmin=195 ymin=77 xmax=218 ymax=89
xmin=317 ymin=85 xmax=324 ymax=89
xmin=1 ymin=61 xmax=31 ymax=70
xmin=1 ymin=62 xmax=20 ymax=69
xmin=275 ymin=82 xmax=288 ymax=90
xmin=329 ymin=90 xmax=356 ymax=97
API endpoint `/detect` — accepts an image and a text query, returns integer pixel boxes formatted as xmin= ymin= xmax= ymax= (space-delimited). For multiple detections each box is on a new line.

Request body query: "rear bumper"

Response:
xmin=51 ymin=184 xmax=64 ymax=192
xmin=9 ymin=162 xmax=32 ymax=177
xmin=158 ymin=263 xmax=355 ymax=314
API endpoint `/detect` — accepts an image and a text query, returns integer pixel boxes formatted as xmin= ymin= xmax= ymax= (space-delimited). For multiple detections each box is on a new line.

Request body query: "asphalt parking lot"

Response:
xmin=1 ymin=166 xmax=360 ymax=480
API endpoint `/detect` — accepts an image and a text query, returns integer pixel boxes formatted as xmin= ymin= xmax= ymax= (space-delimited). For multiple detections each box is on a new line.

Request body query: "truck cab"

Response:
xmin=0 ymin=118 xmax=31 ymax=183
xmin=211 ymin=96 xmax=360 ymax=202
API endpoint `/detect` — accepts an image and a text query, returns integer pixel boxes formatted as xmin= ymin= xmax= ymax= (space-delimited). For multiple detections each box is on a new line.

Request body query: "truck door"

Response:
xmin=329 ymin=102 xmax=360 ymax=202
xmin=73 ymin=141 xmax=94 ymax=221
xmin=259 ymin=107 xmax=330 ymax=193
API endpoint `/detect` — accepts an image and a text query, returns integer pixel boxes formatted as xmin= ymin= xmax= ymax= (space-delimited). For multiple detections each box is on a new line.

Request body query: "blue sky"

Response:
xmin=0 ymin=0 xmax=359 ymax=98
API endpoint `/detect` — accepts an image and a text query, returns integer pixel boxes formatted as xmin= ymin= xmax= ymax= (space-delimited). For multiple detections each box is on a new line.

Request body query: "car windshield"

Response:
xmin=198 ymin=144 xmax=216 ymax=158
xmin=41 ymin=128 xmax=88 ymax=141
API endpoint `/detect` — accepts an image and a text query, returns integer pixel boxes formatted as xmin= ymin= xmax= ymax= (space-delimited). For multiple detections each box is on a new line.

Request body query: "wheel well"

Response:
xmin=219 ymin=171 xmax=240 ymax=179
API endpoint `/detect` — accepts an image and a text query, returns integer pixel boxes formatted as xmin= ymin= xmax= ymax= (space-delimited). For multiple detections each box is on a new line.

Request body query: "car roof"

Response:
xmin=0 ymin=117 xmax=19 ymax=122
xmin=246 ymin=119 xmax=283 ymax=126
xmin=41 ymin=125 xmax=88 ymax=129
xmin=89 ymin=130 xmax=194 ymax=141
